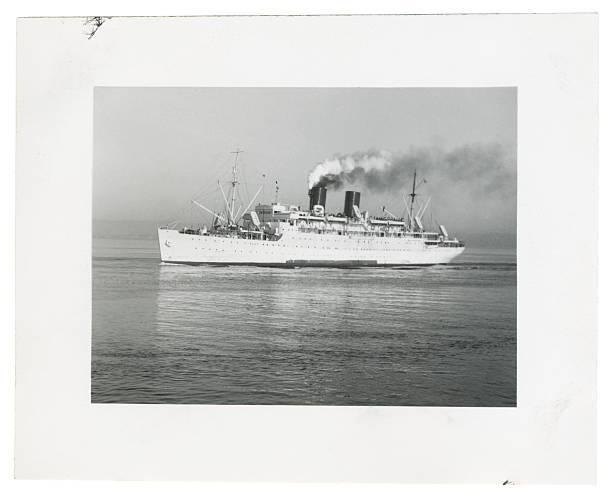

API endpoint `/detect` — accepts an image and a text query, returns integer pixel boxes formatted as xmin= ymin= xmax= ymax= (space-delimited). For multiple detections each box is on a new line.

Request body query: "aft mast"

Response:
xmin=408 ymin=170 xmax=417 ymax=229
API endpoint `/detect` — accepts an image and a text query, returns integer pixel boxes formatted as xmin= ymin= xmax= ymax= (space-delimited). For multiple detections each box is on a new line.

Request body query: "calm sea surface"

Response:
xmin=92 ymin=238 xmax=516 ymax=406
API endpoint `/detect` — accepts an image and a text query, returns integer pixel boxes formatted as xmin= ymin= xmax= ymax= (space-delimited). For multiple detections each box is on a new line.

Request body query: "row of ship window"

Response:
xmin=192 ymin=245 xmax=413 ymax=251
xmin=190 ymin=237 xmax=419 ymax=245
xmin=298 ymin=229 xmax=423 ymax=238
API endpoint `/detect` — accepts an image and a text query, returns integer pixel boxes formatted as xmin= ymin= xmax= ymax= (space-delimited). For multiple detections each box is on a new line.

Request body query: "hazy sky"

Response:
xmin=94 ymin=87 xmax=516 ymax=236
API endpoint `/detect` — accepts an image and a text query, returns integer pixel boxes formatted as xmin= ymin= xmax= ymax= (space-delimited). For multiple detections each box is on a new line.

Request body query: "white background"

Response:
xmin=4 ymin=0 xmax=610 ymax=496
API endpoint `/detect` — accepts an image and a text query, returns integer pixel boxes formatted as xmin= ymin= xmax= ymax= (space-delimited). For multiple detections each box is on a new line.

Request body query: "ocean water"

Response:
xmin=92 ymin=238 xmax=516 ymax=406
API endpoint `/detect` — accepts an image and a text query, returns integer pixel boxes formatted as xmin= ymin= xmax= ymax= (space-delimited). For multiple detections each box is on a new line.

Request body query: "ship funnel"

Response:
xmin=309 ymin=186 xmax=327 ymax=211
xmin=343 ymin=191 xmax=361 ymax=217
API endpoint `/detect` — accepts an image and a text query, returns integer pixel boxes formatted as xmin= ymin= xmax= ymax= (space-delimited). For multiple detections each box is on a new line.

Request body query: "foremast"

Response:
xmin=229 ymin=148 xmax=242 ymax=224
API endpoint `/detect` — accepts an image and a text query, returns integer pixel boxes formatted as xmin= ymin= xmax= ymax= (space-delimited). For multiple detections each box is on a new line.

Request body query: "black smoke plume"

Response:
xmin=308 ymin=144 xmax=516 ymax=199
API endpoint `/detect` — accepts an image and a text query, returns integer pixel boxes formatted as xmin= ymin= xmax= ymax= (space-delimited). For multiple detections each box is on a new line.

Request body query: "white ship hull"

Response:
xmin=158 ymin=228 xmax=465 ymax=267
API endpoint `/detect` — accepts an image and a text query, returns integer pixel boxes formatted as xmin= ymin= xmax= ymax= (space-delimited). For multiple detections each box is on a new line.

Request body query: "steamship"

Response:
xmin=158 ymin=153 xmax=465 ymax=267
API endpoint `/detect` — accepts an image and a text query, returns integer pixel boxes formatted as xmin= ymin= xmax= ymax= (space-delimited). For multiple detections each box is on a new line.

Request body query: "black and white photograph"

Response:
xmin=15 ymin=11 xmax=598 ymax=484
xmin=92 ymin=87 xmax=517 ymax=406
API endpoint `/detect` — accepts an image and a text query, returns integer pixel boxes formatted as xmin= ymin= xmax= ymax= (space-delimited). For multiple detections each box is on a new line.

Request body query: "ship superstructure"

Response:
xmin=158 ymin=152 xmax=465 ymax=266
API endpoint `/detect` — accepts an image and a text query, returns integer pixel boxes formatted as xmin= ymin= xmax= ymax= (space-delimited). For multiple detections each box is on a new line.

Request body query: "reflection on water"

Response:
xmin=92 ymin=240 xmax=516 ymax=406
